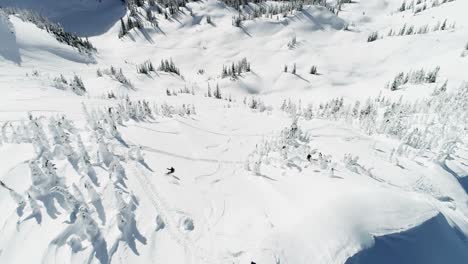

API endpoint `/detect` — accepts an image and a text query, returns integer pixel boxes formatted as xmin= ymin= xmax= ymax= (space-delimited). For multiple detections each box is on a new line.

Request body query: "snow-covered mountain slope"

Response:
xmin=1 ymin=0 xmax=125 ymax=35
xmin=0 ymin=9 xmax=20 ymax=64
xmin=0 ymin=0 xmax=467 ymax=263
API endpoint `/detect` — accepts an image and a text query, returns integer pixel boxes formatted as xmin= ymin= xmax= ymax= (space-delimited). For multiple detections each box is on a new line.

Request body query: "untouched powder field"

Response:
xmin=0 ymin=0 xmax=467 ymax=263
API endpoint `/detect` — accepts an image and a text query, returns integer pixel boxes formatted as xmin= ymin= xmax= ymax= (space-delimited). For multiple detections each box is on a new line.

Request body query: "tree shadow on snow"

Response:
xmin=108 ymin=209 xmax=147 ymax=261
xmin=37 ymin=193 xmax=62 ymax=219
xmin=22 ymin=210 xmax=42 ymax=224
xmin=440 ymin=161 xmax=468 ymax=194
xmin=254 ymin=173 xmax=277 ymax=182
xmin=47 ymin=224 xmax=109 ymax=264
xmin=138 ymin=159 xmax=154 ymax=172
xmin=91 ymin=200 xmax=107 ymax=225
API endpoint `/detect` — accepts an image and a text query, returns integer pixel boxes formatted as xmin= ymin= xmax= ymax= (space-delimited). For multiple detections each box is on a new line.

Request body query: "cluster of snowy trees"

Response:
xmin=2 ymin=8 xmax=96 ymax=54
xmin=136 ymin=59 xmax=180 ymax=75
xmin=228 ymin=0 xmax=305 ymax=24
xmin=245 ymin=117 xmax=375 ymax=178
xmin=52 ymin=74 xmax=87 ymax=95
xmin=246 ymin=118 xmax=341 ymax=176
xmin=0 ymin=113 xmax=125 ymax=260
xmin=221 ymin=58 xmax=251 ymax=78
xmin=229 ymin=0 xmax=344 ymax=26
xmin=396 ymin=0 xmax=456 ymax=14
xmin=0 ymin=93 xmax=200 ymax=261
xmin=278 ymin=82 xmax=468 ymax=163
xmin=386 ymin=66 xmax=440 ymax=90
xmin=84 ymin=98 xmax=196 ymax=125
xmin=243 ymin=96 xmax=270 ymax=112
xmin=287 ymin=36 xmax=297 ymax=48
xmin=180 ymin=85 xmax=195 ymax=95
xmin=97 ymin=66 xmax=135 ymax=89
xmin=462 ymin=41 xmax=468 ymax=57
xmin=158 ymin=58 xmax=180 ymax=75
xmin=137 ymin=60 xmax=156 ymax=74
xmin=246 ymin=118 xmax=311 ymax=174
xmin=119 ymin=0 xmax=189 ymax=37
xmin=205 ymin=83 xmax=223 ymax=99
xmin=367 ymin=31 xmax=379 ymax=42
xmin=283 ymin=63 xmax=317 ymax=75
xmin=309 ymin=65 xmax=318 ymax=75
xmin=119 ymin=16 xmax=144 ymax=38
xmin=166 ymin=85 xmax=195 ymax=96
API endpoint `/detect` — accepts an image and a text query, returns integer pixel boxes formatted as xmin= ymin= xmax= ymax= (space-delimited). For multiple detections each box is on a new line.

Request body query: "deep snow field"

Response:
xmin=0 ymin=0 xmax=467 ymax=263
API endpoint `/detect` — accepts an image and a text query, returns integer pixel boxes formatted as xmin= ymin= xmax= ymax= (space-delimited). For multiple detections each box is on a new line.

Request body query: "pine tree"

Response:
xmin=367 ymin=31 xmax=378 ymax=42
xmin=119 ymin=18 xmax=127 ymax=38
xmin=310 ymin=65 xmax=317 ymax=75
xmin=207 ymin=84 xmax=212 ymax=97
xmin=231 ymin=63 xmax=236 ymax=78
xmin=71 ymin=74 xmax=86 ymax=95
xmin=214 ymin=84 xmax=222 ymax=99
xmin=292 ymin=63 xmax=296 ymax=74
xmin=440 ymin=19 xmax=447 ymax=30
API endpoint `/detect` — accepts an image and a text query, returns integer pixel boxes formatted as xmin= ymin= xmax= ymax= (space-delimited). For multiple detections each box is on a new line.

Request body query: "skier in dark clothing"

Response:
xmin=166 ymin=167 xmax=175 ymax=175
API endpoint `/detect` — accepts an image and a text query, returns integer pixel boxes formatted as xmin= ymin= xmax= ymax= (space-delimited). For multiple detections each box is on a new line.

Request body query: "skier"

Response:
xmin=166 ymin=167 xmax=175 ymax=175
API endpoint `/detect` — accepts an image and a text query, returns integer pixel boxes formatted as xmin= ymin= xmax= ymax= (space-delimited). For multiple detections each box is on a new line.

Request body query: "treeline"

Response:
xmin=387 ymin=19 xmax=455 ymax=36
xmin=119 ymin=0 xmax=188 ymax=37
xmin=229 ymin=0 xmax=342 ymax=27
xmin=222 ymin=0 xmax=340 ymax=14
xmin=368 ymin=19 xmax=454 ymax=42
xmin=52 ymin=74 xmax=87 ymax=95
xmin=396 ymin=0 xmax=456 ymax=14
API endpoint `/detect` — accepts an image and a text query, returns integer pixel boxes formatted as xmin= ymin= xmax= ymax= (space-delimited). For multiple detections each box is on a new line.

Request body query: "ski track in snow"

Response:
xmin=130 ymin=161 xmax=221 ymax=264
xmin=141 ymin=146 xmax=243 ymax=164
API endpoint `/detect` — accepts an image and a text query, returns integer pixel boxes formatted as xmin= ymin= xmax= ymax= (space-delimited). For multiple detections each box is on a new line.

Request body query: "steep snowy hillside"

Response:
xmin=1 ymin=0 xmax=125 ymax=35
xmin=0 ymin=9 xmax=20 ymax=64
xmin=0 ymin=0 xmax=467 ymax=263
